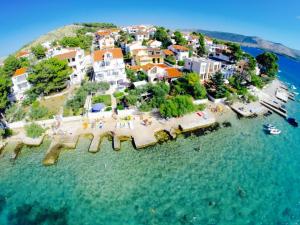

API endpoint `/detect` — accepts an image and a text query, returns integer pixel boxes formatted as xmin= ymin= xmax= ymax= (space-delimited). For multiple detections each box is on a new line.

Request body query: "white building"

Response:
xmin=12 ymin=68 xmax=31 ymax=101
xmin=130 ymin=63 xmax=182 ymax=83
xmin=184 ymin=57 xmax=222 ymax=80
xmin=93 ymin=48 xmax=127 ymax=89
xmin=168 ymin=45 xmax=190 ymax=61
xmin=98 ymin=36 xmax=115 ymax=50
xmin=125 ymin=41 xmax=146 ymax=53
xmin=147 ymin=40 xmax=162 ymax=48
xmin=134 ymin=32 xmax=150 ymax=42
xmin=54 ymin=48 xmax=86 ymax=85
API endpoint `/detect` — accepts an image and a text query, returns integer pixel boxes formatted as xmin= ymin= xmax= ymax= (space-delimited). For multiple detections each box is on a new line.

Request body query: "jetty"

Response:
xmin=260 ymin=101 xmax=287 ymax=118
xmin=43 ymin=135 xmax=78 ymax=166
xmin=89 ymin=135 xmax=101 ymax=153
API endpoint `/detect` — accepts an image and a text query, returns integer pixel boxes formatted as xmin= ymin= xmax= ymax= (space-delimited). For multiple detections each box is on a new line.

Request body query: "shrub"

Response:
xmin=139 ymin=102 xmax=152 ymax=112
xmin=196 ymin=104 xmax=206 ymax=111
xmin=113 ymin=91 xmax=124 ymax=99
xmin=105 ymin=106 xmax=112 ymax=111
xmin=177 ymin=60 xmax=185 ymax=66
xmin=5 ymin=105 xmax=26 ymax=122
xmin=25 ymin=123 xmax=45 ymax=138
xmin=117 ymin=104 xmax=125 ymax=110
xmin=29 ymin=101 xmax=51 ymax=120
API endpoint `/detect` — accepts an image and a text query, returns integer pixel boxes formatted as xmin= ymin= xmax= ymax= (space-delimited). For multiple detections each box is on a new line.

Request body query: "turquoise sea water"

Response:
xmin=1 ymin=48 xmax=300 ymax=224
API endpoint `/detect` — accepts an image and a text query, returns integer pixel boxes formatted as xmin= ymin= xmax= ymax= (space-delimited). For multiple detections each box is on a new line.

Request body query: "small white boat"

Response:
xmin=269 ymin=129 xmax=281 ymax=135
xmin=291 ymin=85 xmax=297 ymax=90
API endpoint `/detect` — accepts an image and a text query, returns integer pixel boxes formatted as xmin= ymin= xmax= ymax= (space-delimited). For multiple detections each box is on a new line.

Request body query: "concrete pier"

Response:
xmin=11 ymin=141 xmax=24 ymax=161
xmin=43 ymin=141 xmax=63 ymax=166
xmin=89 ymin=135 xmax=101 ymax=153
xmin=260 ymin=101 xmax=287 ymax=118
xmin=133 ymin=133 xmax=157 ymax=149
xmin=113 ymin=136 xmax=121 ymax=150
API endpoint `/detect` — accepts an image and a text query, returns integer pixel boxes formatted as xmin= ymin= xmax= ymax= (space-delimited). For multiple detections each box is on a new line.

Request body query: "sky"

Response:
xmin=0 ymin=0 xmax=300 ymax=57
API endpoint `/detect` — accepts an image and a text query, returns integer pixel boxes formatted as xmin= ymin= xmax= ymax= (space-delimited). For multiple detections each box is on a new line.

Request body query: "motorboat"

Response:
xmin=291 ymin=85 xmax=297 ymax=90
xmin=269 ymin=129 xmax=281 ymax=135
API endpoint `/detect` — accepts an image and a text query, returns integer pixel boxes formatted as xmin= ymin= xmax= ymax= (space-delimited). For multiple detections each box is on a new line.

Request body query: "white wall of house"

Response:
xmin=12 ymin=73 xmax=31 ymax=101
xmin=146 ymin=66 xmax=167 ymax=83
xmin=184 ymin=57 xmax=221 ymax=80
xmin=67 ymin=49 xmax=86 ymax=85
xmin=176 ymin=51 xmax=189 ymax=61
xmin=99 ymin=36 xmax=115 ymax=50
xmin=93 ymin=53 xmax=127 ymax=89
xmin=125 ymin=41 xmax=145 ymax=53
xmin=148 ymin=40 xmax=162 ymax=48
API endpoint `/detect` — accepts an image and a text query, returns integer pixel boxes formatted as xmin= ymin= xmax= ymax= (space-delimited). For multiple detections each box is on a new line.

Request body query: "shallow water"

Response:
xmin=1 ymin=49 xmax=300 ymax=224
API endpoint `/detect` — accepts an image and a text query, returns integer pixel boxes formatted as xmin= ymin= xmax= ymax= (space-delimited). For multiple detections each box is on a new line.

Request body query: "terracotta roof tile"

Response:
xmin=163 ymin=49 xmax=174 ymax=56
xmin=93 ymin=48 xmax=123 ymax=61
xmin=171 ymin=45 xmax=189 ymax=51
xmin=55 ymin=51 xmax=77 ymax=60
xmin=14 ymin=67 xmax=27 ymax=77
xmin=165 ymin=68 xmax=182 ymax=78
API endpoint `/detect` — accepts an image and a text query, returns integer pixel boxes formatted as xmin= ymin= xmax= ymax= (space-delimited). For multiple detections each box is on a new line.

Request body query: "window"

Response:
xmin=72 ymin=58 xmax=75 ymax=62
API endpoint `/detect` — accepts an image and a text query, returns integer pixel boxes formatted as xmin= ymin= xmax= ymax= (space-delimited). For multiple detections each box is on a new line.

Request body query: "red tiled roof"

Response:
xmin=163 ymin=49 xmax=174 ymax=56
xmin=93 ymin=48 xmax=123 ymax=61
xmin=55 ymin=51 xmax=77 ymax=60
xmin=171 ymin=45 xmax=189 ymax=51
xmin=14 ymin=67 xmax=27 ymax=77
xmin=165 ymin=68 xmax=182 ymax=78
xmin=16 ymin=51 xmax=29 ymax=58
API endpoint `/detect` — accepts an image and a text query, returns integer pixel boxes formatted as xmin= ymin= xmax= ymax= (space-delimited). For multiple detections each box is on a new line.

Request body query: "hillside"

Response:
xmin=192 ymin=29 xmax=300 ymax=60
xmin=21 ymin=24 xmax=82 ymax=51
xmin=16 ymin=24 xmax=300 ymax=61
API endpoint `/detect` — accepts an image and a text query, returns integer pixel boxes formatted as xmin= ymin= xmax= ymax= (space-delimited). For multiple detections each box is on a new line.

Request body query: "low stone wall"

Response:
xmin=207 ymin=94 xmax=226 ymax=104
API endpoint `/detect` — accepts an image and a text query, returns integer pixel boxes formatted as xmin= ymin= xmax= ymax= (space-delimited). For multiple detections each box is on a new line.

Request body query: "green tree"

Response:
xmin=173 ymin=31 xmax=187 ymax=46
xmin=126 ymin=68 xmax=137 ymax=82
xmin=31 ymin=44 xmax=46 ymax=60
xmin=2 ymin=55 xmax=21 ymax=76
xmin=211 ymin=72 xmax=228 ymax=98
xmin=159 ymin=95 xmax=195 ymax=118
xmin=244 ymin=53 xmax=256 ymax=72
xmin=154 ymin=27 xmax=172 ymax=48
xmin=0 ymin=69 xmax=12 ymax=111
xmin=28 ymin=58 xmax=72 ymax=96
xmin=256 ymin=52 xmax=279 ymax=77
xmin=225 ymin=42 xmax=243 ymax=62
xmin=197 ymin=33 xmax=206 ymax=56
xmin=251 ymin=74 xmax=264 ymax=88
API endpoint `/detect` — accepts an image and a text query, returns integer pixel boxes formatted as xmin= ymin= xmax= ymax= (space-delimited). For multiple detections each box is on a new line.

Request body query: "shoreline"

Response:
xmin=1 ymin=78 xmax=294 ymax=166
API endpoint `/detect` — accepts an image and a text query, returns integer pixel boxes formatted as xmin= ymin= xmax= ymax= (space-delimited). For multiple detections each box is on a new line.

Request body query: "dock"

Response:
xmin=89 ymin=135 xmax=101 ymax=153
xmin=113 ymin=136 xmax=121 ymax=150
xmin=133 ymin=133 xmax=157 ymax=149
xmin=178 ymin=113 xmax=216 ymax=131
xmin=260 ymin=101 xmax=287 ymax=118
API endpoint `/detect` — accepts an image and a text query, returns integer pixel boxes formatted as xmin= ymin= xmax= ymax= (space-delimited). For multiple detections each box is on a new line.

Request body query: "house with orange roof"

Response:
xmin=131 ymin=48 xmax=164 ymax=66
xmin=130 ymin=63 xmax=182 ymax=83
xmin=12 ymin=68 xmax=31 ymax=101
xmin=168 ymin=45 xmax=190 ymax=61
xmin=16 ymin=51 xmax=31 ymax=59
xmin=93 ymin=48 xmax=127 ymax=89
xmin=53 ymin=48 xmax=86 ymax=85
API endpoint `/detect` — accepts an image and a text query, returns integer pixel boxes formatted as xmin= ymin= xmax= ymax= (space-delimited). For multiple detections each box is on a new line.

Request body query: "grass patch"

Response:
xmin=40 ymin=94 xmax=68 ymax=115
xmin=92 ymin=95 xmax=112 ymax=106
